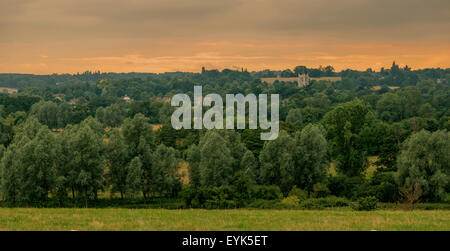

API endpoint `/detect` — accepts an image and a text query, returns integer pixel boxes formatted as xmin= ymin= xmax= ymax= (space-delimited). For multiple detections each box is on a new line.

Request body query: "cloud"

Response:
xmin=0 ymin=0 xmax=449 ymax=73
xmin=3 ymin=0 xmax=449 ymax=41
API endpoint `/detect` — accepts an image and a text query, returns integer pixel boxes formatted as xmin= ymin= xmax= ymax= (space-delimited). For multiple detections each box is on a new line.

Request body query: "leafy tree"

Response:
xmin=30 ymin=101 xmax=73 ymax=129
xmin=396 ymin=130 xmax=449 ymax=202
xmin=418 ymin=103 xmax=435 ymax=118
xmin=126 ymin=157 xmax=144 ymax=198
xmin=186 ymin=144 xmax=201 ymax=187
xmin=72 ymin=121 xmax=104 ymax=202
xmin=18 ymin=127 xmax=56 ymax=202
xmin=104 ymin=128 xmax=129 ymax=199
xmin=151 ymin=144 xmax=181 ymax=197
xmin=259 ymin=131 xmax=295 ymax=194
xmin=121 ymin=114 xmax=155 ymax=199
xmin=219 ymin=130 xmax=247 ymax=172
xmin=136 ymin=136 xmax=154 ymax=200
xmin=54 ymin=118 xmax=104 ymax=203
xmin=286 ymin=108 xmax=303 ymax=124
xmin=240 ymin=150 xmax=258 ymax=183
xmin=1 ymin=136 xmax=30 ymax=203
xmin=122 ymin=114 xmax=155 ymax=156
xmin=96 ymin=103 xmax=127 ymax=127
xmin=0 ymin=118 xmax=56 ymax=203
xmin=199 ymin=131 xmax=234 ymax=186
xmin=294 ymin=124 xmax=329 ymax=191
xmin=323 ymin=99 xmax=372 ymax=176
xmin=376 ymin=93 xmax=405 ymax=123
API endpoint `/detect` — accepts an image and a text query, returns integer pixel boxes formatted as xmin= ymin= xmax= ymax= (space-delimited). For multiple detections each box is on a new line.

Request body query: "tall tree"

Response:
xmin=294 ymin=124 xmax=329 ymax=191
xmin=121 ymin=114 xmax=155 ymax=199
xmin=151 ymin=144 xmax=181 ymax=197
xmin=240 ymin=150 xmax=258 ymax=183
xmin=0 ymin=118 xmax=56 ymax=203
xmin=95 ymin=103 xmax=126 ymax=128
xmin=104 ymin=128 xmax=129 ymax=199
xmin=322 ymin=99 xmax=372 ymax=176
xmin=186 ymin=144 xmax=201 ymax=187
xmin=396 ymin=130 xmax=449 ymax=202
xmin=18 ymin=127 xmax=56 ymax=202
xmin=126 ymin=157 xmax=144 ymax=198
xmin=259 ymin=131 xmax=296 ymax=194
xmin=199 ymin=131 xmax=234 ymax=186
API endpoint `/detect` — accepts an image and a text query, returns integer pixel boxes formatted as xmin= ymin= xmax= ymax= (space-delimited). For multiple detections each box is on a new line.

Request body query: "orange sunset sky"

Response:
xmin=0 ymin=0 xmax=449 ymax=74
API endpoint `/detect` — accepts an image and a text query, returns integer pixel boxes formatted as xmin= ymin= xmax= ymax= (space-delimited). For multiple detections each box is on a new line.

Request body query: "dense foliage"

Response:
xmin=0 ymin=64 xmax=448 ymax=208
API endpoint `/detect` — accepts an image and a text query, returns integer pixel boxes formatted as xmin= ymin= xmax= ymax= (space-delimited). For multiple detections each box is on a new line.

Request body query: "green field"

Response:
xmin=0 ymin=208 xmax=448 ymax=231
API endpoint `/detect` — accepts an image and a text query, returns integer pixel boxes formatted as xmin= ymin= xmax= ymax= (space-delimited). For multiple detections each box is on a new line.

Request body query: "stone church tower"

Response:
xmin=298 ymin=73 xmax=310 ymax=87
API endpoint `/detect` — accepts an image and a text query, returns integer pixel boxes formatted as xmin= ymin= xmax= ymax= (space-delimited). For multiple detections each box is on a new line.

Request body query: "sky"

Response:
xmin=0 ymin=0 xmax=449 ymax=74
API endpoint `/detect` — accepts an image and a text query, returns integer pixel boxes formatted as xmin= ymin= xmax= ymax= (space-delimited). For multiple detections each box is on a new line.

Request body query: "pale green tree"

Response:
xmin=199 ymin=131 xmax=234 ymax=186
xmin=396 ymin=130 xmax=449 ymax=202
xmin=151 ymin=144 xmax=181 ymax=197
xmin=104 ymin=128 xmax=129 ymax=199
xmin=259 ymin=131 xmax=296 ymax=194
xmin=294 ymin=124 xmax=329 ymax=191
xmin=126 ymin=157 xmax=144 ymax=198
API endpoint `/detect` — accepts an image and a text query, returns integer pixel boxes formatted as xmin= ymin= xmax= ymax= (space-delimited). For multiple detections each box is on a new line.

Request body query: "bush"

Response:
xmin=370 ymin=171 xmax=396 ymax=185
xmin=375 ymin=182 xmax=398 ymax=202
xmin=180 ymin=185 xmax=211 ymax=208
xmin=298 ymin=197 xmax=349 ymax=210
xmin=312 ymin=183 xmax=330 ymax=198
xmin=281 ymin=196 xmax=300 ymax=207
xmin=288 ymin=186 xmax=308 ymax=201
xmin=327 ymin=176 xmax=365 ymax=198
xmin=316 ymin=196 xmax=349 ymax=208
xmin=299 ymin=199 xmax=325 ymax=210
xmin=352 ymin=196 xmax=378 ymax=211
xmin=251 ymin=186 xmax=283 ymax=200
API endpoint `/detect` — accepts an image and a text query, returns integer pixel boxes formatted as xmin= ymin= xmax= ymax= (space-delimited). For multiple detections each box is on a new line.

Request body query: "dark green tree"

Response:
xmin=323 ymin=99 xmax=372 ymax=176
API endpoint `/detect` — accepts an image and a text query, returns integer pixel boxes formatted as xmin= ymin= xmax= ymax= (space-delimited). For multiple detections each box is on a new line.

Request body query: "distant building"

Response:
xmin=260 ymin=74 xmax=341 ymax=87
xmin=68 ymin=98 xmax=79 ymax=105
xmin=0 ymin=87 xmax=18 ymax=94
xmin=298 ymin=73 xmax=310 ymax=87
xmin=121 ymin=95 xmax=133 ymax=103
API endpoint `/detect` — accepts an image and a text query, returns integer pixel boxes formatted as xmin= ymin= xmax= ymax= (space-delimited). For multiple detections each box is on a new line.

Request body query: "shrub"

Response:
xmin=312 ymin=183 xmax=330 ymax=198
xmin=375 ymin=182 xmax=398 ymax=202
xmin=281 ymin=196 xmax=300 ymax=208
xmin=370 ymin=171 xmax=396 ymax=185
xmin=288 ymin=186 xmax=308 ymax=201
xmin=398 ymin=184 xmax=423 ymax=210
xmin=327 ymin=176 xmax=365 ymax=198
xmin=316 ymin=196 xmax=349 ymax=207
xmin=211 ymin=186 xmax=234 ymax=201
xmin=251 ymin=186 xmax=283 ymax=200
xmin=352 ymin=196 xmax=378 ymax=211
xmin=299 ymin=198 xmax=325 ymax=210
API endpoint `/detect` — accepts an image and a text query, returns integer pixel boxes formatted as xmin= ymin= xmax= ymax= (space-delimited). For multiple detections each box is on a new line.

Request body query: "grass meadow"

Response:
xmin=0 ymin=208 xmax=448 ymax=231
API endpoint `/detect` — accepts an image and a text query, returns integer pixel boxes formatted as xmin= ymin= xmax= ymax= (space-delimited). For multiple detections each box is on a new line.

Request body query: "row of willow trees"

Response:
xmin=1 ymin=110 xmax=448 ymax=205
